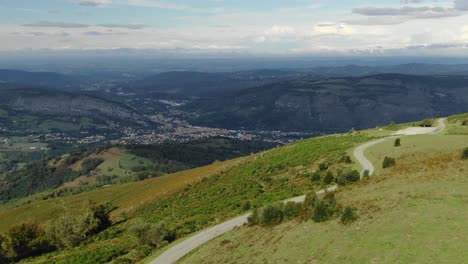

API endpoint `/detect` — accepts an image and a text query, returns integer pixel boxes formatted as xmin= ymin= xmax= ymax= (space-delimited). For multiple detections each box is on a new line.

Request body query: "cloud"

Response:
xmin=97 ymin=23 xmax=147 ymax=29
xmin=11 ymin=31 xmax=70 ymax=37
xmin=22 ymin=21 xmax=89 ymax=28
xmin=352 ymin=6 xmax=460 ymax=18
xmin=22 ymin=21 xmax=147 ymax=30
xmin=455 ymin=0 xmax=468 ymax=10
xmin=79 ymin=0 xmax=112 ymax=7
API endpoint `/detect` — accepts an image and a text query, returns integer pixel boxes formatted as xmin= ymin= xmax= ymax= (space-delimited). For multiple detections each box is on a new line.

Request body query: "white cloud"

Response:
xmin=79 ymin=0 xmax=112 ymax=7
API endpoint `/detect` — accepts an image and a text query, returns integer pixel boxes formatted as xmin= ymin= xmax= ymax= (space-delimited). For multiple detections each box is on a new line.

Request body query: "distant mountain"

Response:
xmin=130 ymin=64 xmax=468 ymax=98
xmin=130 ymin=70 xmax=300 ymax=97
xmin=184 ymin=74 xmax=468 ymax=132
xmin=0 ymin=69 xmax=76 ymax=88
xmin=0 ymin=88 xmax=149 ymax=135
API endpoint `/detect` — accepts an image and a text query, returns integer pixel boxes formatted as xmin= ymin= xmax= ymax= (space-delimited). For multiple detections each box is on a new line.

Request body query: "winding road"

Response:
xmin=353 ymin=118 xmax=446 ymax=177
xmin=151 ymin=118 xmax=446 ymax=264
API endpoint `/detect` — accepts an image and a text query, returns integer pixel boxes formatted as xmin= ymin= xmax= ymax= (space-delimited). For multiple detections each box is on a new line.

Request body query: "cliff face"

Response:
xmin=185 ymin=74 xmax=468 ymax=132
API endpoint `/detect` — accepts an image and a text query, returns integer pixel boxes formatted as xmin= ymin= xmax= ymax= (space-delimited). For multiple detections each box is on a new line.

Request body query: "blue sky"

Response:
xmin=0 ymin=0 xmax=467 ymax=55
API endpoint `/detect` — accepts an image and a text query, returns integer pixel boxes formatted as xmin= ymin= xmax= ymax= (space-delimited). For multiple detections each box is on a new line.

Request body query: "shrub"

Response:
xmin=394 ymin=138 xmax=401 ymax=147
xmin=337 ymin=170 xmax=360 ymax=186
xmin=318 ymin=162 xmax=329 ymax=171
xmin=463 ymin=147 xmax=468 ymax=159
xmin=323 ymin=171 xmax=334 ymax=185
xmin=303 ymin=192 xmax=318 ymax=209
xmin=48 ymin=214 xmax=89 ymax=249
xmin=341 ymin=155 xmax=352 ymax=164
xmin=261 ymin=204 xmax=284 ymax=226
xmin=48 ymin=201 xmax=114 ymax=249
xmin=382 ymin=157 xmax=396 ymax=168
xmin=420 ymin=119 xmax=433 ymax=127
xmin=340 ymin=206 xmax=358 ymax=224
xmin=130 ymin=221 xmax=168 ymax=248
xmin=247 ymin=209 xmax=260 ymax=226
xmin=462 ymin=119 xmax=468 ymax=126
xmin=5 ymin=222 xmax=54 ymax=261
xmin=0 ymin=234 xmax=8 ymax=263
xmin=362 ymin=170 xmax=370 ymax=178
xmin=312 ymin=200 xmax=330 ymax=223
xmin=283 ymin=202 xmax=302 ymax=219
xmin=311 ymin=171 xmax=321 ymax=182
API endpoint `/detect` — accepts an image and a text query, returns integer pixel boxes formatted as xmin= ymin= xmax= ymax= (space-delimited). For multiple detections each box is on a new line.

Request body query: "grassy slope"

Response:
xmin=180 ymin=122 xmax=468 ymax=264
xmin=0 ymin=160 xmax=235 ymax=233
xmin=7 ymin=134 xmax=368 ymax=263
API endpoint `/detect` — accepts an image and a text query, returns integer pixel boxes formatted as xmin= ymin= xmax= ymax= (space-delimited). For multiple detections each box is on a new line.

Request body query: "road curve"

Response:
xmin=150 ymin=185 xmax=338 ymax=264
xmin=354 ymin=118 xmax=446 ymax=177
xmin=152 ymin=118 xmax=446 ymax=264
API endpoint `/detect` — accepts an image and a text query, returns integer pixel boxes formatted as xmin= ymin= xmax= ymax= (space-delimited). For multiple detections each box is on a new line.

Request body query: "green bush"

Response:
xmin=303 ymin=192 xmax=318 ymax=209
xmin=420 ymin=119 xmax=433 ymax=127
xmin=283 ymin=202 xmax=302 ymax=219
xmin=0 ymin=234 xmax=8 ymax=263
xmin=362 ymin=170 xmax=370 ymax=178
xmin=130 ymin=220 xmax=168 ymax=248
xmin=337 ymin=170 xmax=360 ymax=186
xmin=318 ymin=162 xmax=329 ymax=171
xmin=462 ymin=147 xmax=468 ymax=159
xmin=310 ymin=171 xmax=321 ymax=182
xmin=394 ymin=138 xmax=401 ymax=147
xmin=323 ymin=171 xmax=334 ymax=185
xmin=312 ymin=200 xmax=330 ymax=223
xmin=340 ymin=206 xmax=358 ymax=224
xmin=341 ymin=155 xmax=352 ymax=164
xmin=48 ymin=201 xmax=114 ymax=249
xmin=382 ymin=157 xmax=396 ymax=168
xmin=261 ymin=204 xmax=284 ymax=226
xmin=247 ymin=209 xmax=260 ymax=226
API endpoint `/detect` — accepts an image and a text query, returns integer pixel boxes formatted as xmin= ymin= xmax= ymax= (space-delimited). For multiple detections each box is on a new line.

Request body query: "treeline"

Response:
xmin=247 ymin=192 xmax=358 ymax=227
xmin=126 ymin=137 xmax=276 ymax=173
xmin=0 ymin=201 xmax=113 ymax=263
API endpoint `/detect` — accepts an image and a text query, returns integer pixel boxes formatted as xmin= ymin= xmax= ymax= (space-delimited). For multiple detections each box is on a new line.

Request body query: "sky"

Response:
xmin=1 ymin=0 xmax=468 ymax=56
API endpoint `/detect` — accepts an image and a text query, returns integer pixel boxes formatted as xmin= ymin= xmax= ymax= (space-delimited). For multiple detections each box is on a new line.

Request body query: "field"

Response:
xmin=181 ymin=134 xmax=468 ymax=264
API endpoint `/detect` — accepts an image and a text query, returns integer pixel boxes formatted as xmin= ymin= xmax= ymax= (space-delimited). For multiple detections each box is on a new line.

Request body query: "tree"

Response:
xmin=323 ymin=171 xmax=334 ymax=185
xmin=382 ymin=157 xmax=396 ymax=168
xmin=340 ymin=206 xmax=358 ymax=224
xmin=47 ymin=213 xmax=89 ymax=249
xmin=394 ymin=138 xmax=401 ymax=147
xmin=5 ymin=222 xmax=54 ymax=261
xmin=420 ymin=119 xmax=433 ymax=127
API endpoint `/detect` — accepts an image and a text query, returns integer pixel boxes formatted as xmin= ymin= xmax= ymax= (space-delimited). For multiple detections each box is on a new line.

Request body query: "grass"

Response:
xmin=0 ymin=159 xmax=236 ymax=233
xmin=446 ymin=113 xmax=468 ymax=135
xmin=364 ymin=135 xmax=468 ymax=175
xmin=181 ymin=145 xmax=468 ymax=264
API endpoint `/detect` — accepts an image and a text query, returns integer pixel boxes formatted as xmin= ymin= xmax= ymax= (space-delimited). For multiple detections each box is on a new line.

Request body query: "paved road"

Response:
xmin=151 ymin=118 xmax=446 ymax=264
xmin=150 ymin=185 xmax=338 ymax=264
xmin=353 ymin=118 xmax=446 ymax=177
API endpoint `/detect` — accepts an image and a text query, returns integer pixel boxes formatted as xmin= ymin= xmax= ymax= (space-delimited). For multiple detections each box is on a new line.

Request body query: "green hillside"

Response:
xmin=180 ymin=119 xmax=468 ymax=264
xmin=0 ymin=115 xmax=466 ymax=264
